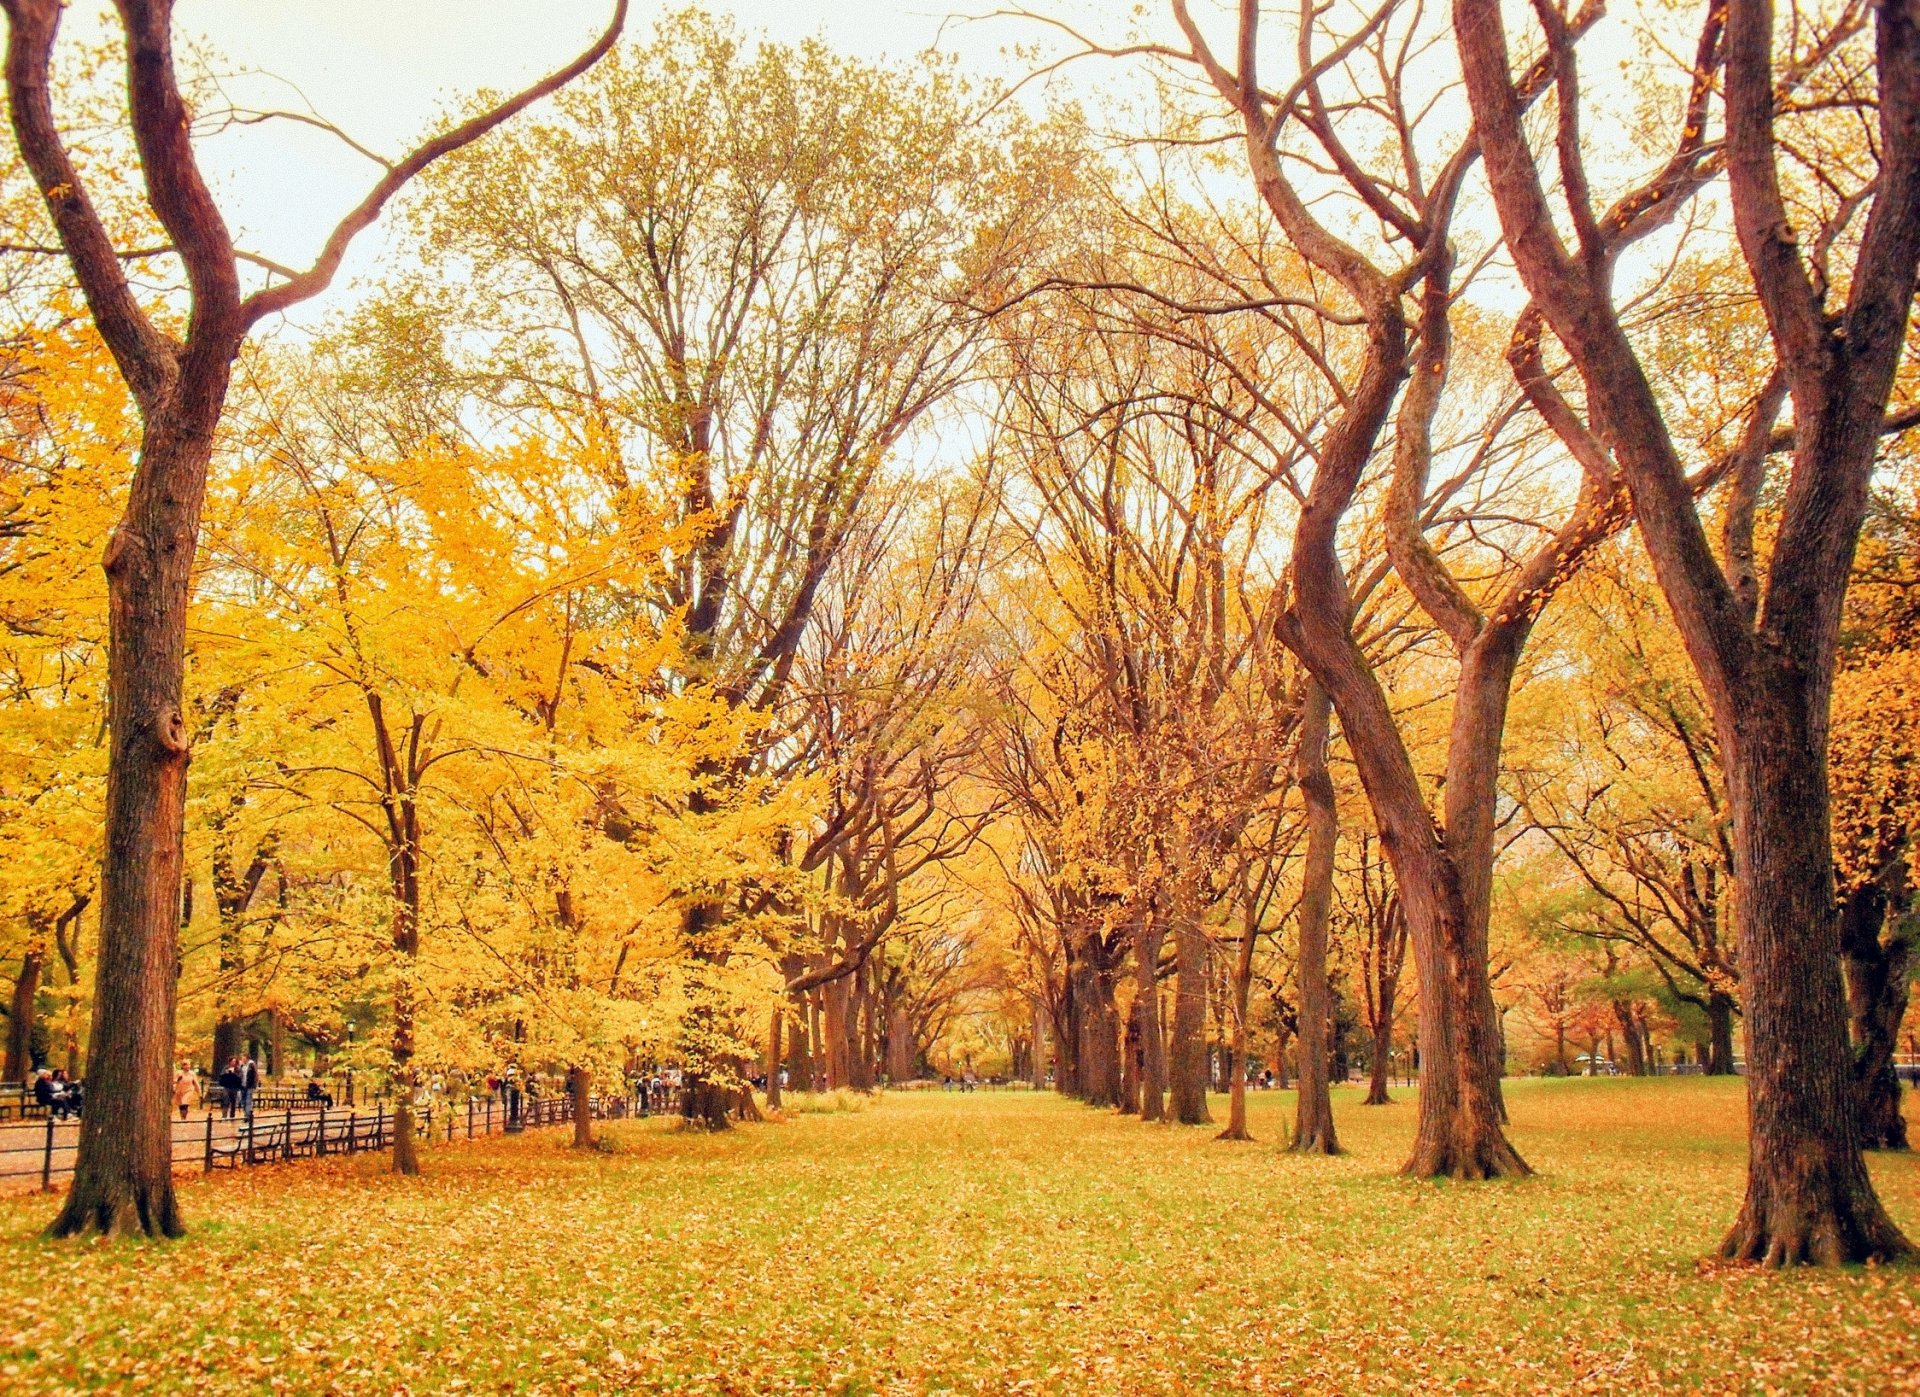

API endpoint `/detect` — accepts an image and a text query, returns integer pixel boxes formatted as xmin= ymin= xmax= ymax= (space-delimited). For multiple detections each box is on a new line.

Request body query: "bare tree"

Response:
xmin=1452 ymin=0 xmax=1918 ymax=1261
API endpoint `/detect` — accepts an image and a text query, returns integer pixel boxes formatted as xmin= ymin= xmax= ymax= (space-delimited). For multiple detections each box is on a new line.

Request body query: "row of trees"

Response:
xmin=0 ymin=0 xmax=1915 ymax=1268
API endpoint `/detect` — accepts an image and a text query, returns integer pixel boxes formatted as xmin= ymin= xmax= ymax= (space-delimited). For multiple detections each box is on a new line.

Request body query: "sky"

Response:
xmin=55 ymin=0 xmax=1087 ymax=330
xmin=42 ymin=0 xmax=1677 ymax=334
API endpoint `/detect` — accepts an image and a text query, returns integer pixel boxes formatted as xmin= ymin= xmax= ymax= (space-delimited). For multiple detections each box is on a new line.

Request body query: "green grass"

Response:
xmin=1 ymin=1078 xmax=1916 ymax=1393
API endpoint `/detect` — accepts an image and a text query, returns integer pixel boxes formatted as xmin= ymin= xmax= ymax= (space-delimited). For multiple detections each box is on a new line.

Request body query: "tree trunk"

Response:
xmin=1612 ymin=1001 xmax=1647 ymax=1077
xmin=569 ymin=1066 xmax=594 ymax=1147
xmin=211 ymin=1017 xmax=244 ymax=1078
xmin=1218 ymin=900 xmax=1260 ymax=1142
xmin=1365 ymin=1017 xmax=1393 ymax=1105
xmin=1290 ymin=681 xmax=1340 ymax=1154
xmin=1074 ymin=950 xmax=1122 ymax=1108
xmin=765 ymin=1006 xmax=784 ymax=1110
xmin=52 ymin=418 xmax=218 ymax=1238
xmin=1840 ymin=880 xmax=1914 ymax=1151
xmin=1717 ymin=718 xmax=1910 ymax=1264
xmin=822 ymin=974 xmax=852 ymax=1090
xmin=1706 ymin=991 xmax=1737 ymax=1076
xmin=886 ymin=1000 xmax=914 ymax=1082
xmin=1120 ymin=996 xmax=1142 ymax=1114
xmin=1029 ymin=1001 xmax=1048 ymax=1090
xmin=5 ymin=950 xmax=40 ymax=1082
xmin=1134 ymin=915 xmax=1167 ymax=1121
xmin=806 ymin=994 xmax=823 ymax=1093
xmin=1168 ymin=904 xmax=1212 ymax=1125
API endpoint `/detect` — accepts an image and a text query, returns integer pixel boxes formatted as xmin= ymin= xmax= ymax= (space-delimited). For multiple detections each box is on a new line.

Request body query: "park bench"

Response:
xmin=206 ymin=1117 xmax=294 ymax=1169
xmin=0 ymin=1085 xmax=46 ymax=1121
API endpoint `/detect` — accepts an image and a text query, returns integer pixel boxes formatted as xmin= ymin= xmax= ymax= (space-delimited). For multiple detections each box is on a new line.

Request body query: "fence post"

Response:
xmin=204 ymin=1112 xmax=214 ymax=1172
xmin=285 ymin=1106 xmax=294 ymax=1162
xmin=376 ymin=1101 xmax=385 ymax=1151
xmin=317 ymin=1104 xmax=327 ymax=1157
xmin=467 ymin=1097 xmax=474 ymax=1140
xmin=245 ymin=1107 xmax=256 ymax=1166
xmin=348 ymin=1110 xmax=358 ymax=1155
xmin=40 ymin=1114 xmax=54 ymax=1191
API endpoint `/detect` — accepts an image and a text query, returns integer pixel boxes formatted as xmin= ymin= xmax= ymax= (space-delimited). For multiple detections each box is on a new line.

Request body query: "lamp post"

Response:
xmin=344 ymin=1023 xmax=356 ymax=1108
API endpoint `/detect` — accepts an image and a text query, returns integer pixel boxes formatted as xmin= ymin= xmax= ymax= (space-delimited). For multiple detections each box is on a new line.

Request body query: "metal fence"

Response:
xmin=0 ymin=1087 xmax=683 ymax=1193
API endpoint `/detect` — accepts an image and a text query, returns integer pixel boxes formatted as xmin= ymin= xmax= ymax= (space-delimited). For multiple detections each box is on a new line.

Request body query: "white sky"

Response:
xmin=44 ymin=1 xmax=1678 ymax=334
xmin=58 ymin=1 xmax=1088 ymax=330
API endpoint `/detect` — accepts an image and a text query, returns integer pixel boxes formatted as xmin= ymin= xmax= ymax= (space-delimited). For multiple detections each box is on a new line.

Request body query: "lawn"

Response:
xmin=1 ymin=1078 xmax=1916 ymax=1394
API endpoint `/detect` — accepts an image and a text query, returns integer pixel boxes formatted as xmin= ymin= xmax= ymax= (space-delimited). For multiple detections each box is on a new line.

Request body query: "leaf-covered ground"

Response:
xmin=1 ymin=1078 xmax=1916 ymax=1394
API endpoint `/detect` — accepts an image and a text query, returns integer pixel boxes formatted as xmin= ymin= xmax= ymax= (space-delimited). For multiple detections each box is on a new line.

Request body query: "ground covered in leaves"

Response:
xmin=1 ymin=1078 xmax=1917 ymax=1394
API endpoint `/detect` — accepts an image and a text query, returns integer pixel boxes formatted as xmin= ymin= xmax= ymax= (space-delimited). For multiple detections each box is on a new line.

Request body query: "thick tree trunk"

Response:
xmin=1029 ymin=1002 xmax=1048 ymax=1090
xmin=51 ymin=420 xmax=220 ymax=1238
xmin=1168 ymin=905 xmax=1212 ymax=1125
xmin=1718 ymin=720 xmax=1910 ymax=1264
xmin=886 ymin=1000 xmax=914 ymax=1082
xmin=569 ymin=1066 xmax=594 ymax=1148
xmin=1291 ymin=681 xmax=1340 ymax=1154
xmin=1073 ymin=950 xmax=1123 ymax=1108
xmin=1840 ymin=881 xmax=1914 ymax=1151
xmin=1134 ymin=916 xmax=1167 ymax=1121
xmin=822 ymin=974 xmax=852 ymax=1090
xmin=1440 ymin=640 xmax=1524 ymax=1120
xmin=5 ymin=949 xmax=40 ymax=1082
xmin=1365 ymin=1018 xmax=1393 ymax=1105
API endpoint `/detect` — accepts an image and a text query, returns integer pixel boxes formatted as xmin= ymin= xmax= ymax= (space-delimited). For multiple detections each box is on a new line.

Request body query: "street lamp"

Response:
xmin=344 ymin=1023 xmax=356 ymax=1108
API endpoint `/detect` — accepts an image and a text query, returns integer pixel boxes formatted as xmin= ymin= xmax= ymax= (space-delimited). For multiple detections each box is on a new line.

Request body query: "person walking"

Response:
xmin=241 ymin=1057 xmax=260 ymax=1115
xmin=173 ymin=1065 xmax=199 ymax=1120
xmin=218 ymin=1059 xmax=243 ymax=1119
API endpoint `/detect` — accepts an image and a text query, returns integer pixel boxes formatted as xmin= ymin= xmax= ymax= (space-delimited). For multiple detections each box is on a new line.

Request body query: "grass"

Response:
xmin=0 ymin=1078 xmax=1916 ymax=1394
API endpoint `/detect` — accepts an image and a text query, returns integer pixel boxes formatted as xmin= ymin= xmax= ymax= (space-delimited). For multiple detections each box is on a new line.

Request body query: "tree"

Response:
xmin=1452 ymin=0 xmax=1918 ymax=1261
xmin=0 ymin=0 xmax=625 ymax=1236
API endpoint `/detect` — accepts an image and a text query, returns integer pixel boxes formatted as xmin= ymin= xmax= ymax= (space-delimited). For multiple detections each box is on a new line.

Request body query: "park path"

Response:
xmin=0 ymin=1092 xmax=604 ymax=1196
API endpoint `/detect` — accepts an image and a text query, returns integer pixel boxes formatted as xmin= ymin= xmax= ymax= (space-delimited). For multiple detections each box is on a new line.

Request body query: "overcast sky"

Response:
xmin=54 ymin=1 xmax=1081 ymax=329
xmin=43 ymin=1 xmax=1672 ymax=332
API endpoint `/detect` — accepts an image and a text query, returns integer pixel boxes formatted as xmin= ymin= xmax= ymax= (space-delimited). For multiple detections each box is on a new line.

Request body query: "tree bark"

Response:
xmin=569 ymin=1066 xmax=594 ymax=1148
xmin=822 ymin=973 xmax=852 ymax=1090
xmin=1841 ymin=880 xmax=1914 ymax=1151
xmin=1365 ymin=1018 xmax=1393 ymax=1105
xmin=1134 ymin=915 xmax=1167 ymax=1121
xmin=1290 ymin=682 xmax=1340 ymax=1154
xmin=765 ymin=1005 xmax=784 ymax=1109
xmin=50 ymin=420 xmax=210 ymax=1238
xmin=5 ymin=949 xmax=40 ymax=1082
xmin=1218 ymin=898 xmax=1260 ymax=1142
xmin=1713 ymin=719 xmax=1909 ymax=1261
xmin=1706 ymin=990 xmax=1738 ymax=1076
xmin=1168 ymin=901 xmax=1212 ymax=1125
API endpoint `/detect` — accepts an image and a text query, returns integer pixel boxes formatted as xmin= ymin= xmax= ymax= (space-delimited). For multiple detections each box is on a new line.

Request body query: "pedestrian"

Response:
xmin=241 ymin=1057 xmax=260 ymax=1115
xmin=218 ymin=1058 xmax=243 ymax=1119
xmin=174 ymin=1065 xmax=199 ymax=1120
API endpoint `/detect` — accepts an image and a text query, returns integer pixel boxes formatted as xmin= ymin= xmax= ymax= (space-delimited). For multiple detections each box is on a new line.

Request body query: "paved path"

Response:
xmin=0 ymin=1106 xmax=349 ymax=1195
